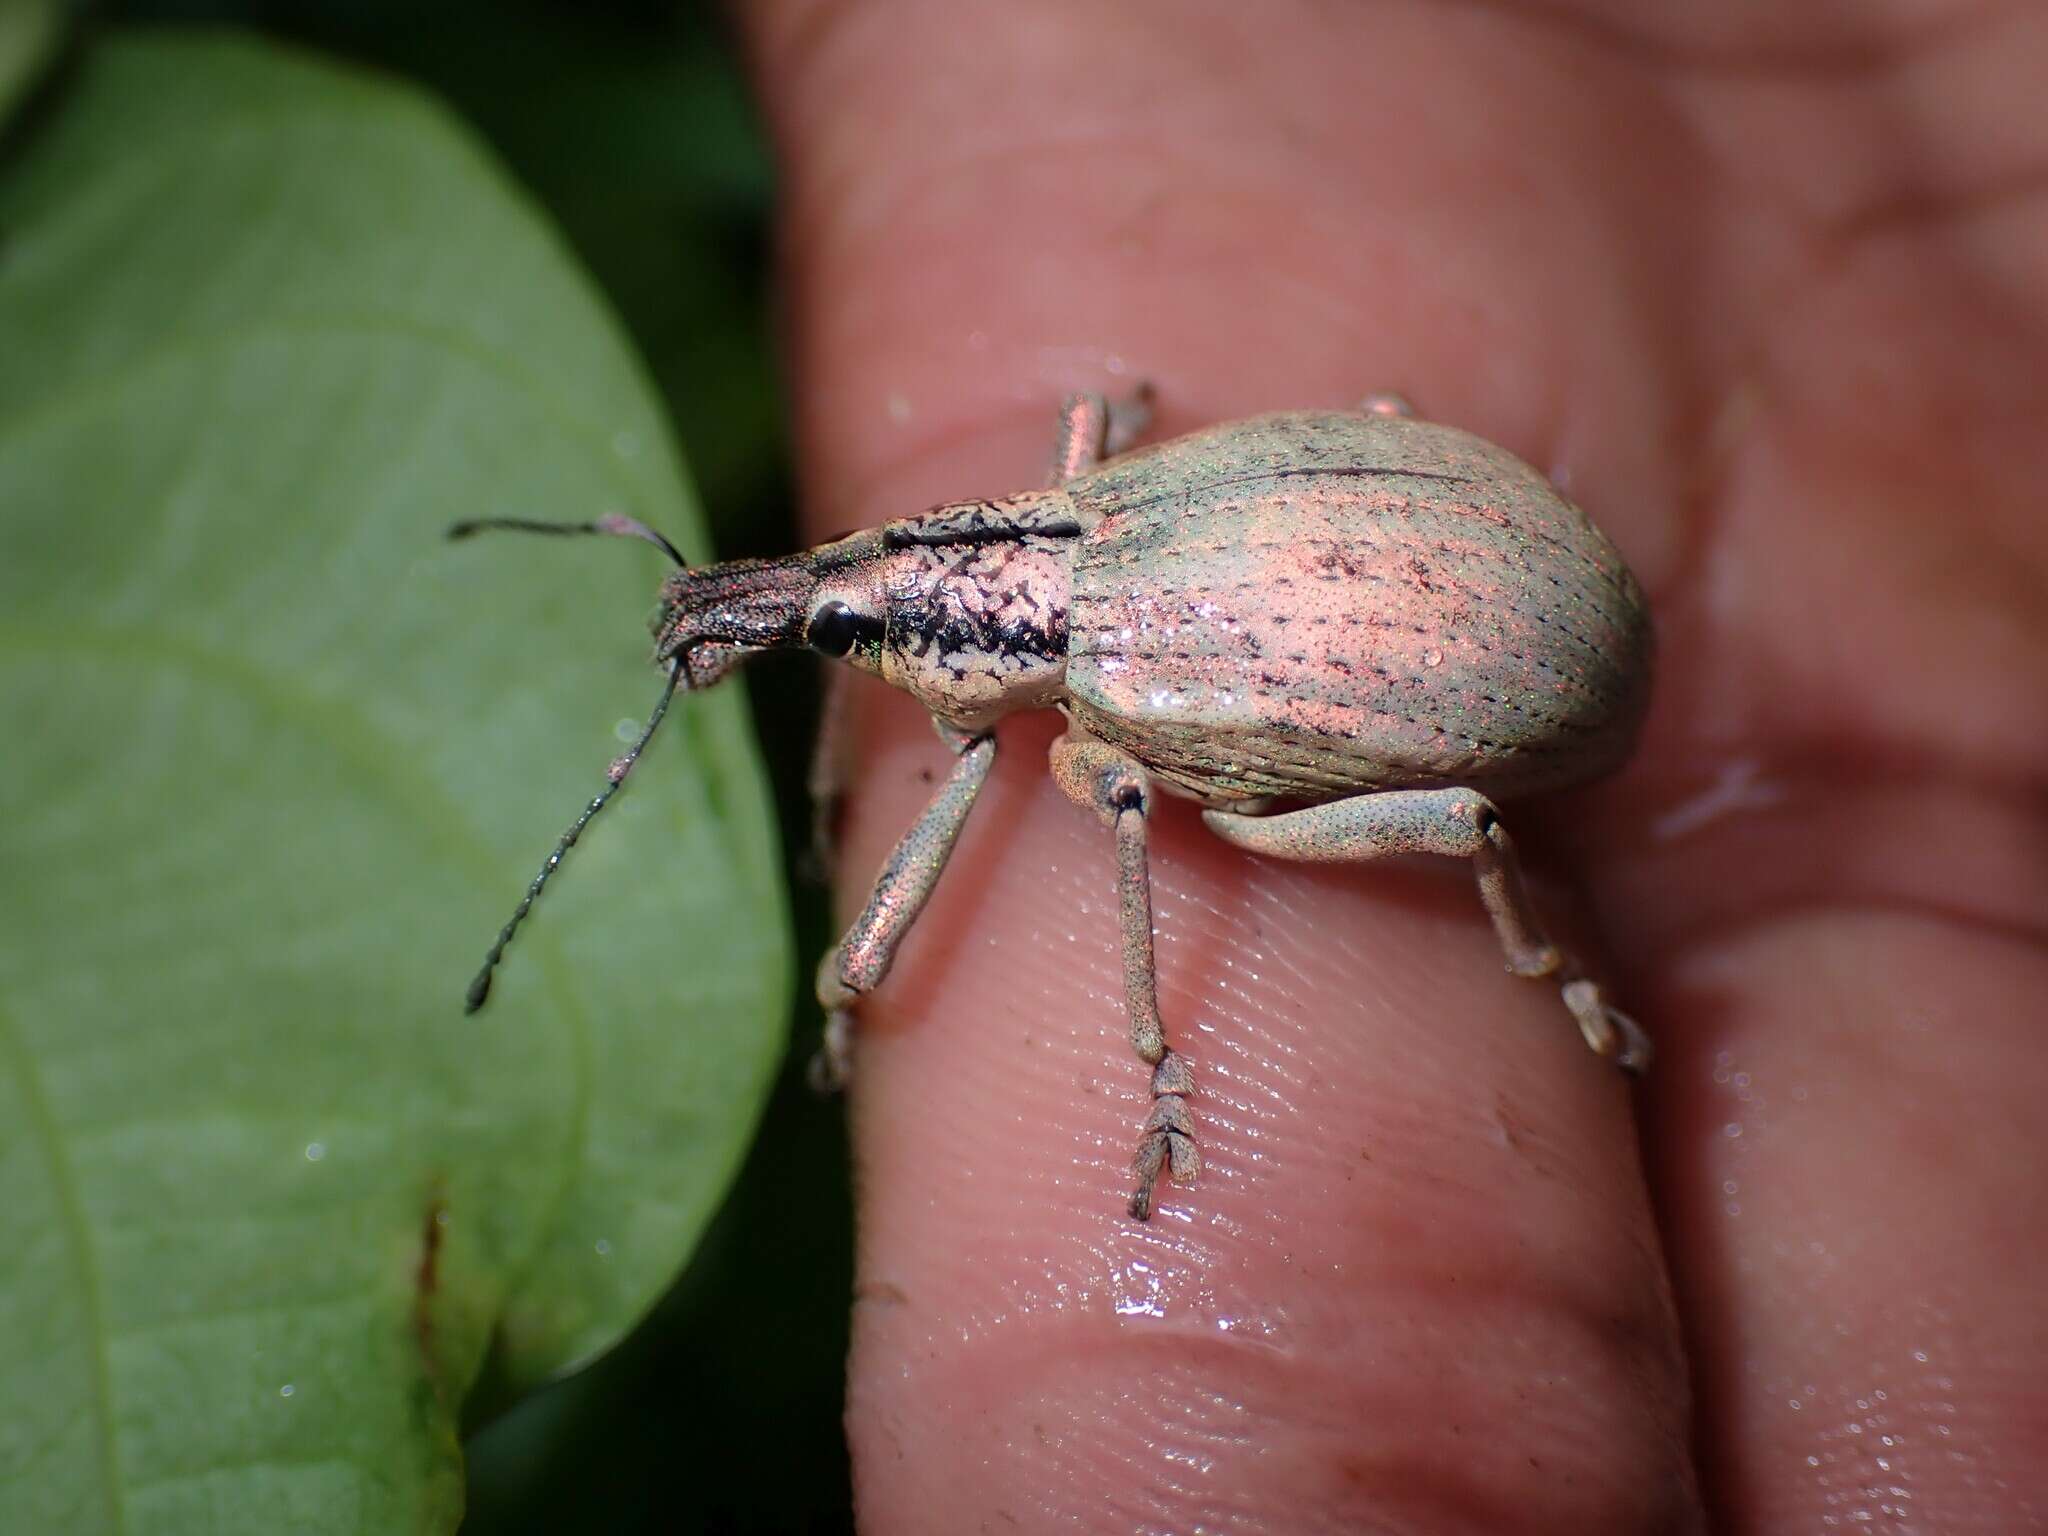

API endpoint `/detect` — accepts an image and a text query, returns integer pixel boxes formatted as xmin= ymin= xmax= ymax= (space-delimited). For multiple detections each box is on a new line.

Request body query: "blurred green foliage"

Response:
xmin=0 ymin=0 xmax=63 ymax=127
xmin=3 ymin=3 xmax=851 ymax=1531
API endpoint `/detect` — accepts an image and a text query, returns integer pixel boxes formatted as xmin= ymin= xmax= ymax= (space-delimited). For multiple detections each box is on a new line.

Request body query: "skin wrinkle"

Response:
xmin=1651 ymin=913 xmax=2048 ymax=1531
xmin=1436 ymin=0 xmax=2029 ymax=73
xmin=1584 ymin=765 xmax=2048 ymax=967
xmin=1653 ymin=13 xmax=2048 ymax=608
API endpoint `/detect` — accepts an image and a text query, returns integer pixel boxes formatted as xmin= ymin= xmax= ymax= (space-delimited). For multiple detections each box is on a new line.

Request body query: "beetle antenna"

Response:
xmin=448 ymin=512 xmax=687 ymax=569
xmin=464 ymin=658 xmax=684 ymax=1014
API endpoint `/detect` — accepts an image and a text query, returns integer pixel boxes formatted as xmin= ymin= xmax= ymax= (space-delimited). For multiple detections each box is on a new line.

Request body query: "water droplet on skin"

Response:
xmin=303 ymin=1142 xmax=325 ymax=1162
xmin=1723 ymin=1121 xmax=1743 ymax=1138
xmin=885 ymin=391 xmax=912 ymax=425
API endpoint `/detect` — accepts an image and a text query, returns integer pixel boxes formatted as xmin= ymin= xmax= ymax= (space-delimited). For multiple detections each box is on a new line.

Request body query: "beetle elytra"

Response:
xmin=454 ymin=388 xmax=1653 ymax=1221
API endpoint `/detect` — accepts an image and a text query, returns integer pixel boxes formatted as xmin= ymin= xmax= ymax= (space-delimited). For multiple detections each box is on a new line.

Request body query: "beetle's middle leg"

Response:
xmin=1048 ymin=383 xmax=1155 ymax=485
xmin=1049 ymin=730 xmax=1199 ymax=1221
xmin=1203 ymin=788 xmax=1652 ymax=1073
xmin=811 ymin=723 xmax=997 ymax=1090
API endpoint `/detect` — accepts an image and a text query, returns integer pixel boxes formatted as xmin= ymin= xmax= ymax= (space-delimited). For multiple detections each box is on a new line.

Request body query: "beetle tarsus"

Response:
xmin=808 ymin=1008 xmax=855 ymax=1093
xmin=1130 ymin=1061 xmax=1202 ymax=1220
xmin=1561 ymin=979 xmax=1653 ymax=1075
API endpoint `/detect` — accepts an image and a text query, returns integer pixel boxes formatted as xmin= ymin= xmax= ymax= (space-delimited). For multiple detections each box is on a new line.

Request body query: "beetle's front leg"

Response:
xmin=1049 ymin=730 xmax=1198 ymax=1220
xmin=1204 ymin=788 xmax=1653 ymax=1073
xmin=811 ymin=724 xmax=997 ymax=1090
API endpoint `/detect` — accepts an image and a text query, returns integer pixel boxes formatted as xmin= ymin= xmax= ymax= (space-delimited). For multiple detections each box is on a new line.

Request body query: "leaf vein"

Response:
xmin=0 ymin=994 xmax=127 ymax=1534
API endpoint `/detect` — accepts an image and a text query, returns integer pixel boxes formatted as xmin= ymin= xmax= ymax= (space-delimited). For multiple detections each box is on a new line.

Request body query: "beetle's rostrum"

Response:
xmin=453 ymin=390 xmax=1653 ymax=1221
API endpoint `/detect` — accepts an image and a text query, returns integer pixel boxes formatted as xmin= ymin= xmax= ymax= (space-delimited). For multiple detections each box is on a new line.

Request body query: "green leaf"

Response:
xmin=0 ymin=28 xmax=792 ymax=1534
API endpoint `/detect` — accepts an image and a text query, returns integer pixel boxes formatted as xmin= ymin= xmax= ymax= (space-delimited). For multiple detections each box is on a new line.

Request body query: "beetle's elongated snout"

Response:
xmin=652 ymin=530 xmax=888 ymax=684
xmin=652 ymin=556 xmax=815 ymax=673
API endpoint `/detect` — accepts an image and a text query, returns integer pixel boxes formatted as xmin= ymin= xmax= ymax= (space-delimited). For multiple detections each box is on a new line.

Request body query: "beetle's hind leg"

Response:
xmin=1050 ymin=731 xmax=1199 ymax=1220
xmin=1203 ymin=788 xmax=1651 ymax=1073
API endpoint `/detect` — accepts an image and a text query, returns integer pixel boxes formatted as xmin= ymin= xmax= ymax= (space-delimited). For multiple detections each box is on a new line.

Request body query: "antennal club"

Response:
xmin=464 ymin=659 xmax=684 ymax=1014
xmin=448 ymin=511 xmax=687 ymax=568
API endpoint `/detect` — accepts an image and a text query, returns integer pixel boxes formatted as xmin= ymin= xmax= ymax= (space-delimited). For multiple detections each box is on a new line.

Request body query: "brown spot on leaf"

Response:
xmin=414 ymin=1190 xmax=450 ymax=1400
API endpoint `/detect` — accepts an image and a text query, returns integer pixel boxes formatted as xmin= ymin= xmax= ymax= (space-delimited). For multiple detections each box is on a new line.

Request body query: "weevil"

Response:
xmin=453 ymin=389 xmax=1653 ymax=1220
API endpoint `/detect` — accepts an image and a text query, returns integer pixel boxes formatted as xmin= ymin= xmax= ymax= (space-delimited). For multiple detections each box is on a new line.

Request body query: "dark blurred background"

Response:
xmin=97 ymin=1 xmax=852 ymax=1529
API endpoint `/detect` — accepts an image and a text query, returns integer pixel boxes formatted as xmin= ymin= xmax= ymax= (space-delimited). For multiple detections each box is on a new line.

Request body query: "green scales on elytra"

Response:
xmin=452 ymin=390 xmax=1653 ymax=1222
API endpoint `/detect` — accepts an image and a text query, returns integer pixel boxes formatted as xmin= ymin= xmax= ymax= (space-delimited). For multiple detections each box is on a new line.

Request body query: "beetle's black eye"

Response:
xmin=806 ymin=600 xmax=876 ymax=658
